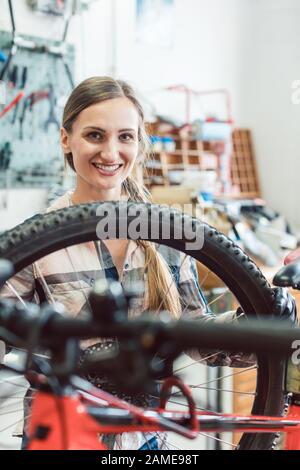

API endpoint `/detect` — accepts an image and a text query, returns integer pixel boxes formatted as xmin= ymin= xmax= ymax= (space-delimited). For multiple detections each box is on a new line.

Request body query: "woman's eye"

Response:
xmin=120 ymin=133 xmax=135 ymax=142
xmin=88 ymin=132 xmax=103 ymax=141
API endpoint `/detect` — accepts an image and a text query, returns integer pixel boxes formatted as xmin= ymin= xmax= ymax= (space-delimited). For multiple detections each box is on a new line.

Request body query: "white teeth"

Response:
xmin=93 ymin=163 xmax=121 ymax=172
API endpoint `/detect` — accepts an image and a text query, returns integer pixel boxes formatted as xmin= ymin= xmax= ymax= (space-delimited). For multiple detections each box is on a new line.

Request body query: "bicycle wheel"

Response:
xmin=0 ymin=202 xmax=285 ymax=450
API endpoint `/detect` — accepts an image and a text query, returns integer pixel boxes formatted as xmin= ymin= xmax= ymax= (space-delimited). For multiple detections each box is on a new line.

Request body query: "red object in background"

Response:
xmin=163 ymin=84 xmax=234 ymax=125
xmin=0 ymin=90 xmax=24 ymax=119
xmin=284 ymin=248 xmax=300 ymax=265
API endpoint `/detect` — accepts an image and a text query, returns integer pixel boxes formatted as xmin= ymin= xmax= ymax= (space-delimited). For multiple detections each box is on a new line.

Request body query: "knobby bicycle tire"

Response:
xmin=0 ymin=202 xmax=286 ymax=450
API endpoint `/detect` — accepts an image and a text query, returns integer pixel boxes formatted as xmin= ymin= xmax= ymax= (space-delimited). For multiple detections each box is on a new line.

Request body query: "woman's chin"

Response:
xmin=90 ymin=176 xmax=123 ymax=193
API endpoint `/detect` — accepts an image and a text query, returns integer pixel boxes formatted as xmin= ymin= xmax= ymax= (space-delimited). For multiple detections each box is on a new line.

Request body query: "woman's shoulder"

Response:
xmin=157 ymin=244 xmax=186 ymax=267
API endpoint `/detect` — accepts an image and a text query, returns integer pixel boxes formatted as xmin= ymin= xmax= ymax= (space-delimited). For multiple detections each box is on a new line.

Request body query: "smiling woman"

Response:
xmin=61 ymin=77 xmax=148 ymax=203
xmin=59 ymin=76 xmax=182 ymax=318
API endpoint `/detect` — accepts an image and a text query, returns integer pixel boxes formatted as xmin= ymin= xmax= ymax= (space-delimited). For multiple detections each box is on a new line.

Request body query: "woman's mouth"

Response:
xmin=92 ymin=162 xmax=123 ymax=176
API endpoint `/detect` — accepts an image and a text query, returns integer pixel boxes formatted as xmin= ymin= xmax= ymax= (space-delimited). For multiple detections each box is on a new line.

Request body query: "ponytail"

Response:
xmin=123 ymin=176 xmax=181 ymax=319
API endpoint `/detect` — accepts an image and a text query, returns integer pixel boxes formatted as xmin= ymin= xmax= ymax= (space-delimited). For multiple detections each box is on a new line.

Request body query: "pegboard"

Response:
xmin=0 ymin=30 xmax=75 ymax=187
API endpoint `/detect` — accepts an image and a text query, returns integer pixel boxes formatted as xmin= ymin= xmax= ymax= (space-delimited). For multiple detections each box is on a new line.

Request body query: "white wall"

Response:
xmin=0 ymin=188 xmax=48 ymax=231
xmin=238 ymin=0 xmax=300 ymax=230
xmin=113 ymin=0 xmax=243 ymax=122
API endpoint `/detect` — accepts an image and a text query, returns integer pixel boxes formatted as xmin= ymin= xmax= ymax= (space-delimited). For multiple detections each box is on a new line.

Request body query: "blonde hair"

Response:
xmin=62 ymin=77 xmax=181 ymax=319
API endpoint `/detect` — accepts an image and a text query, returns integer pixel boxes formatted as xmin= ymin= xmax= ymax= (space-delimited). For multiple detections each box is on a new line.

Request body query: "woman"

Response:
xmin=2 ymin=77 xmax=296 ymax=449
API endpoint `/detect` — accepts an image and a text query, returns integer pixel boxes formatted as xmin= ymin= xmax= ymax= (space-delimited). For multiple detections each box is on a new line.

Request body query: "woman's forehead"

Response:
xmin=75 ymin=97 xmax=139 ymax=130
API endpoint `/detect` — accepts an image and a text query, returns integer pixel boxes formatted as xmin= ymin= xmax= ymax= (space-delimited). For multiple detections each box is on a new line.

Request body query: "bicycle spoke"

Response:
xmin=188 ymin=385 xmax=255 ymax=396
xmin=142 ymin=433 xmax=152 ymax=450
xmin=171 ymin=366 xmax=257 ymax=397
xmin=149 ymin=395 xmax=221 ymax=414
xmin=4 ymin=282 xmax=26 ymax=306
xmin=198 ymin=432 xmax=238 ymax=449
xmin=12 ymin=347 xmax=49 ymax=359
xmin=0 ymin=397 xmax=33 ymax=400
xmin=0 ymin=408 xmax=24 ymax=417
xmin=199 ymin=268 xmax=212 ymax=289
xmin=114 ymin=435 xmax=121 ymax=450
xmin=194 ymin=365 xmax=257 ymax=388
xmin=163 ymin=439 xmax=182 ymax=450
xmin=34 ymin=262 xmax=56 ymax=304
xmin=0 ymin=415 xmax=31 ymax=434
xmin=154 ymin=254 xmax=189 ymax=316
xmin=0 ymin=374 xmax=25 ymax=383
xmin=155 ymin=432 xmax=177 ymax=450
xmin=206 ymin=290 xmax=230 ymax=308
xmin=0 ymin=380 xmax=32 ymax=390
xmin=173 ymin=351 xmax=228 ymax=373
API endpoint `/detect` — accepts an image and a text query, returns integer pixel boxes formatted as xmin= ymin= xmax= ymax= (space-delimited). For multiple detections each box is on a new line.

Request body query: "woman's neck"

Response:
xmin=72 ymin=179 xmax=122 ymax=204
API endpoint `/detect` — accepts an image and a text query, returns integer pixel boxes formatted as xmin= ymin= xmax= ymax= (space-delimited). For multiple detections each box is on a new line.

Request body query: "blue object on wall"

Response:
xmin=0 ymin=50 xmax=7 ymax=63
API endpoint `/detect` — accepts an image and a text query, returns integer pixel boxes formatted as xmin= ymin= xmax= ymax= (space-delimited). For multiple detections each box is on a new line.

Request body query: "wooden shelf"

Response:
xmin=231 ymin=129 xmax=260 ymax=197
xmin=145 ymin=138 xmax=218 ymax=187
xmin=145 ymin=129 xmax=261 ymax=199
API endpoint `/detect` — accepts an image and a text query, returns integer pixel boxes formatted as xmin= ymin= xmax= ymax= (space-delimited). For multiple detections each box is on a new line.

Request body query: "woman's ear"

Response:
xmin=60 ymin=127 xmax=71 ymax=154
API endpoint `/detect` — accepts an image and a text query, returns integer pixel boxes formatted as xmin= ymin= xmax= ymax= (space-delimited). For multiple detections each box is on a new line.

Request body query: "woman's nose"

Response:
xmin=100 ymin=138 xmax=119 ymax=160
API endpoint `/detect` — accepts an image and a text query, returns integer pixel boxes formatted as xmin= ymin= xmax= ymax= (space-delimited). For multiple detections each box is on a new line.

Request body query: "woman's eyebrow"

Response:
xmin=83 ymin=126 xmax=136 ymax=133
xmin=83 ymin=126 xmax=105 ymax=131
xmin=118 ymin=128 xmax=136 ymax=133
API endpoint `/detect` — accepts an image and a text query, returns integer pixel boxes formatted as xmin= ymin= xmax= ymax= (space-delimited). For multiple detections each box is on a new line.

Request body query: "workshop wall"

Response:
xmin=238 ymin=0 xmax=300 ymax=232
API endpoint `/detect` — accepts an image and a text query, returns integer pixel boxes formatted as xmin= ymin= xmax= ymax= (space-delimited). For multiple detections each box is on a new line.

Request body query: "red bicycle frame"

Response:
xmin=26 ymin=382 xmax=300 ymax=451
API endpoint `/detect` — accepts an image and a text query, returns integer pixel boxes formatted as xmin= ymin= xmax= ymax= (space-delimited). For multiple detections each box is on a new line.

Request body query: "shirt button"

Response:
xmin=90 ymin=278 xmax=95 ymax=286
xmin=124 ymin=263 xmax=129 ymax=270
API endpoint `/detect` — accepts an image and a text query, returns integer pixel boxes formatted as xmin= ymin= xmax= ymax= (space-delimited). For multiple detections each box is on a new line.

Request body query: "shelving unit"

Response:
xmin=144 ymin=137 xmax=218 ymax=187
xmin=231 ymin=129 xmax=260 ymax=197
xmin=144 ymin=128 xmax=261 ymax=199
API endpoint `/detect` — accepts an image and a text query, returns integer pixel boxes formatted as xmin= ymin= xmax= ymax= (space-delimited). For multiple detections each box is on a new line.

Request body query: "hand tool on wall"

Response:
xmin=1 ymin=0 xmax=74 ymax=88
xmin=8 ymin=64 xmax=18 ymax=89
xmin=11 ymin=66 xmax=28 ymax=124
xmin=44 ymin=84 xmax=60 ymax=130
xmin=19 ymin=90 xmax=49 ymax=139
xmin=19 ymin=66 xmax=28 ymax=90
xmin=0 ymin=90 xmax=25 ymax=119
xmin=0 ymin=142 xmax=12 ymax=171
